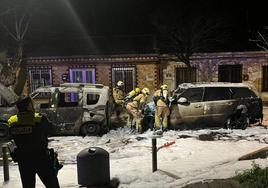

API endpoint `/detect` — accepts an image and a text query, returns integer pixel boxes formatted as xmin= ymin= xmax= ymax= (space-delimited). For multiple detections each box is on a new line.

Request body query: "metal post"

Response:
xmin=152 ymin=138 xmax=157 ymax=172
xmin=2 ymin=145 xmax=9 ymax=181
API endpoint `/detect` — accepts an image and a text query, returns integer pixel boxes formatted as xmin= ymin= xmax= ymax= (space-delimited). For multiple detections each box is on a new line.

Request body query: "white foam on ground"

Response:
xmin=1 ymin=127 xmax=267 ymax=188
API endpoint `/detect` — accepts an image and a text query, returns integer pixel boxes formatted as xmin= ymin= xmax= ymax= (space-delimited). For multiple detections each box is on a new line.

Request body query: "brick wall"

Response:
xmin=136 ymin=63 xmax=158 ymax=93
xmin=96 ymin=64 xmax=111 ymax=86
xmin=52 ymin=64 xmax=69 ymax=85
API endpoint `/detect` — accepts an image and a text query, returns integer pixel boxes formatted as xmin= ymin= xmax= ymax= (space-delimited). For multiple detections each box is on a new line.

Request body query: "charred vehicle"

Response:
xmin=31 ymin=83 xmax=111 ymax=136
xmin=170 ymin=83 xmax=263 ymax=129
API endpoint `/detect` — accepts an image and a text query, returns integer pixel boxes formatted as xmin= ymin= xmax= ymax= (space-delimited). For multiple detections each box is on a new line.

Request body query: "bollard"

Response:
xmin=77 ymin=147 xmax=110 ymax=187
xmin=152 ymin=138 xmax=157 ymax=172
xmin=2 ymin=145 xmax=9 ymax=181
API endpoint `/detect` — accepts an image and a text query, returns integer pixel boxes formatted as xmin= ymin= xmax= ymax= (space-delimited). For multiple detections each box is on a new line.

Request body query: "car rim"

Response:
xmin=86 ymin=125 xmax=96 ymax=134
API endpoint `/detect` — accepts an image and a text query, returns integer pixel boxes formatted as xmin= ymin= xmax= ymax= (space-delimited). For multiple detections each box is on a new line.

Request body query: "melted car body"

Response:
xmin=31 ymin=83 xmax=111 ymax=136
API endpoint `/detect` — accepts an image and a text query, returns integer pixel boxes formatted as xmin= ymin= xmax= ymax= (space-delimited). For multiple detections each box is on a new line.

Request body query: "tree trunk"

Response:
xmin=13 ymin=59 xmax=27 ymax=96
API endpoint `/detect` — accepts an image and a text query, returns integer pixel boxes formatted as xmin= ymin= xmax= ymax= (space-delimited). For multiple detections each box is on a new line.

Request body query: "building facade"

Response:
xmin=25 ymin=54 xmax=160 ymax=96
xmin=20 ymin=51 xmax=268 ymax=104
xmin=162 ymin=51 xmax=268 ymax=104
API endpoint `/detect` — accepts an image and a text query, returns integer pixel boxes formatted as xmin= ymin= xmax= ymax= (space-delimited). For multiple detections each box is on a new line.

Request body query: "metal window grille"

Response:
xmin=176 ymin=67 xmax=196 ymax=86
xmin=112 ymin=67 xmax=136 ymax=93
xmin=263 ymin=66 xmax=268 ymax=91
xmin=218 ymin=64 xmax=242 ymax=83
xmin=29 ymin=68 xmax=52 ymax=93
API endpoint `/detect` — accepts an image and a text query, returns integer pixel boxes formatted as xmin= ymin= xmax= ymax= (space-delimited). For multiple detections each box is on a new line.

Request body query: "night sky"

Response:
xmin=0 ymin=0 xmax=267 ymax=55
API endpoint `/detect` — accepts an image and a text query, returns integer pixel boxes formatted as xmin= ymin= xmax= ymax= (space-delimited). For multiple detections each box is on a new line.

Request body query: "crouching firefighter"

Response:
xmin=7 ymin=96 xmax=62 ymax=188
xmin=153 ymin=84 xmax=170 ymax=131
xmin=112 ymin=81 xmax=125 ymax=119
xmin=126 ymin=88 xmax=150 ymax=132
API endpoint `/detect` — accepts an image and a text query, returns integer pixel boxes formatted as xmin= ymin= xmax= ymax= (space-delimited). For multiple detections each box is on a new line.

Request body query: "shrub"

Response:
xmin=235 ymin=162 xmax=268 ymax=188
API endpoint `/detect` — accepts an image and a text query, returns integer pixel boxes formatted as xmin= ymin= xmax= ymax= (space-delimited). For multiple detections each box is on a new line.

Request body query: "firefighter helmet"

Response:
xmin=117 ymin=81 xmax=124 ymax=87
xmin=160 ymin=84 xmax=168 ymax=90
xmin=142 ymin=88 xmax=150 ymax=95
xmin=134 ymin=88 xmax=141 ymax=93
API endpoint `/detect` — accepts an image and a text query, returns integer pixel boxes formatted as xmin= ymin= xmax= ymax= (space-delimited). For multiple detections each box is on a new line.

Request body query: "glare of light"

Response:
xmin=60 ymin=0 xmax=99 ymax=54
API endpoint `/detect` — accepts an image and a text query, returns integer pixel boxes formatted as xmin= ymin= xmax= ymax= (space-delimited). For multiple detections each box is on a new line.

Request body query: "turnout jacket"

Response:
xmin=112 ymin=87 xmax=125 ymax=105
xmin=153 ymin=89 xmax=170 ymax=107
xmin=8 ymin=112 xmax=54 ymax=151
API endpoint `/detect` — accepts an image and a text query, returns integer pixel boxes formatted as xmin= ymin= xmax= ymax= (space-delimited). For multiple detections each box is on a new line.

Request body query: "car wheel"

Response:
xmin=237 ymin=116 xmax=250 ymax=130
xmin=80 ymin=123 xmax=101 ymax=136
xmin=225 ymin=115 xmax=250 ymax=130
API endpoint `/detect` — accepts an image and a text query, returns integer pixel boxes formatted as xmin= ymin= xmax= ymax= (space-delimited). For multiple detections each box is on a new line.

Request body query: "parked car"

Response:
xmin=30 ymin=83 xmax=111 ymax=136
xmin=170 ymin=82 xmax=263 ymax=129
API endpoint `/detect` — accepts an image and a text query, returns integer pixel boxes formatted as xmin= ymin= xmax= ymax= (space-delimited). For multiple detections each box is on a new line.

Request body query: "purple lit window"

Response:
xmin=69 ymin=68 xmax=95 ymax=83
xmin=69 ymin=68 xmax=96 ymax=101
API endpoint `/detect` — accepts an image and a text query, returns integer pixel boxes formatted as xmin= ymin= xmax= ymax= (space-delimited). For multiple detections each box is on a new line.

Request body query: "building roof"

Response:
xmin=26 ymin=54 xmax=160 ymax=64
xmin=191 ymin=51 xmax=268 ymax=60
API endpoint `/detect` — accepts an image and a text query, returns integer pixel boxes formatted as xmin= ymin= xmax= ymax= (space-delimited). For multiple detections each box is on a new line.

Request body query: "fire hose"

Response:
xmin=157 ymin=141 xmax=176 ymax=152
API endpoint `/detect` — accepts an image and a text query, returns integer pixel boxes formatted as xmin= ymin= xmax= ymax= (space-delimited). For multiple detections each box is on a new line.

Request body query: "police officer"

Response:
xmin=126 ymin=88 xmax=150 ymax=132
xmin=112 ymin=81 xmax=125 ymax=118
xmin=153 ymin=84 xmax=170 ymax=131
xmin=8 ymin=96 xmax=60 ymax=188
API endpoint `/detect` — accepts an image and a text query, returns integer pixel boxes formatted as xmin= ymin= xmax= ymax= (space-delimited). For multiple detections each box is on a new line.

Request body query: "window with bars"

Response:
xmin=176 ymin=67 xmax=196 ymax=86
xmin=29 ymin=68 xmax=52 ymax=93
xmin=263 ymin=66 xmax=268 ymax=91
xmin=112 ymin=67 xmax=136 ymax=93
xmin=218 ymin=64 xmax=242 ymax=83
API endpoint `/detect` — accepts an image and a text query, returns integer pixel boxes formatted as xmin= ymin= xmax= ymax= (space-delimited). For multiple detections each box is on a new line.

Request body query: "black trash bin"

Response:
xmin=77 ymin=147 xmax=110 ymax=187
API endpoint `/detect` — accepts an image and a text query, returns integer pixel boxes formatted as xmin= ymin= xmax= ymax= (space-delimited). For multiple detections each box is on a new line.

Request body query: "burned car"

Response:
xmin=170 ymin=83 xmax=263 ymax=129
xmin=31 ymin=83 xmax=111 ymax=136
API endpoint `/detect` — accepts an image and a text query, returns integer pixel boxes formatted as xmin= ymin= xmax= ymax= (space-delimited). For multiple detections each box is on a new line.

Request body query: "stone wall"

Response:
xmin=162 ymin=61 xmax=186 ymax=91
xmin=191 ymin=51 xmax=268 ymax=102
xmin=162 ymin=51 xmax=268 ymax=103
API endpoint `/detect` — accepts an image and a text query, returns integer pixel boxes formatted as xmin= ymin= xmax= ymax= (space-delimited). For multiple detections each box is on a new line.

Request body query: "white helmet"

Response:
xmin=142 ymin=88 xmax=150 ymax=95
xmin=117 ymin=81 xmax=124 ymax=87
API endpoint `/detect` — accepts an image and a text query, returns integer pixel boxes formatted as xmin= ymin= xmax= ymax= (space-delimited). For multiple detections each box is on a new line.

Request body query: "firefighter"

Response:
xmin=126 ymin=88 xmax=150 ymax=132
xmin=153 ymin=84 xmax=170 ymax=131
xmin=124 ymin=87 xmax=141 ymax=103
xmin=7 ymin=96 xmax=60 ymax=188
xmin=112 ymin=81 xmax=125 ymax=118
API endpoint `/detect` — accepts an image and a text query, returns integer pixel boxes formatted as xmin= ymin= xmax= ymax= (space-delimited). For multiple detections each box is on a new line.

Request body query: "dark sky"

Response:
xmin=1 ymin=0 xmax=268 ymax=55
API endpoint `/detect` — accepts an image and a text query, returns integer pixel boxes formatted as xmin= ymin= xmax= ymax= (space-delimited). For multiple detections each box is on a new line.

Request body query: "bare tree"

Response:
xmin=0 ymin=0 xmax=44 ymax=95
xmin=157 ymin=16 xmax=228 ymax=67
xmin=249 ymin=27 xmax=268 ymax=51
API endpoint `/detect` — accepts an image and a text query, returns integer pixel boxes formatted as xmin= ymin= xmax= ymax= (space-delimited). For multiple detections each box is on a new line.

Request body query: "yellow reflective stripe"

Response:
xmin=34 ymin=113 xmax=42 ymax=123
xmin=8 ymin=115 xmax=18 ymax=126
xmin=8 ymin=113 xmax=42 ymax=126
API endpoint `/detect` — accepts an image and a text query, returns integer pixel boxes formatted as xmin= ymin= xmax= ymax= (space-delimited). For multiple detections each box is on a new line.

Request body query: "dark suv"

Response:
xmin=170 ymin=83 xmax=263 ymax=129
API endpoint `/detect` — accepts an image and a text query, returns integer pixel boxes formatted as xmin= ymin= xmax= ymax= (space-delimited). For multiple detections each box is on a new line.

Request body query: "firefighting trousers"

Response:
xmin=126 ymin=104 xmax=142 ymax=132
xmin=155 ymin=106 xmax=170 ymax=129
xmin=17 ymin=149 xmax=60 ymax=188
xmin=114 ymin=102 xmax=124 ymax=117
